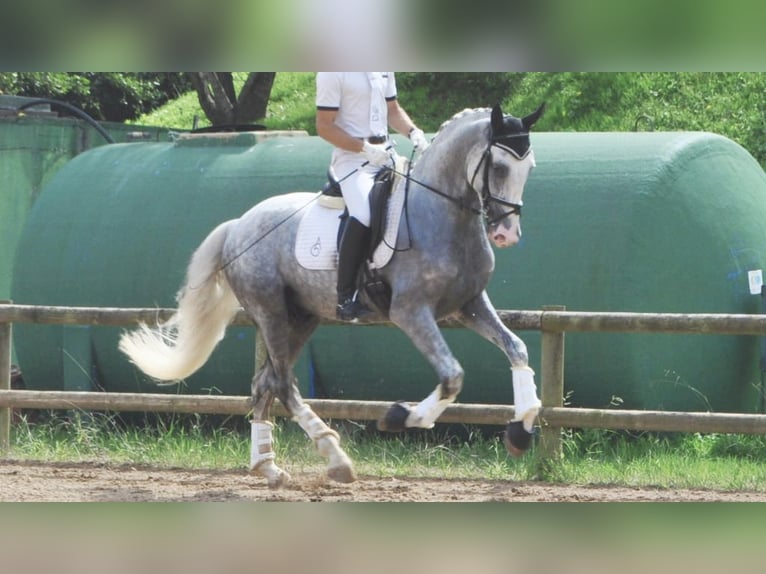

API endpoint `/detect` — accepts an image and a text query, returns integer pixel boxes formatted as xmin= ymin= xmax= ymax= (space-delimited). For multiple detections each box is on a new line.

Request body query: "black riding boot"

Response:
xmin=336 ymin=217 xmax=374 ymax=321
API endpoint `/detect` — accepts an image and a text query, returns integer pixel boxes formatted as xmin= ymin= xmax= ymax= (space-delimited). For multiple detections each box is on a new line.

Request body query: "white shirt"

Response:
xmin=316 ymin=72 xmax=397 ymax=138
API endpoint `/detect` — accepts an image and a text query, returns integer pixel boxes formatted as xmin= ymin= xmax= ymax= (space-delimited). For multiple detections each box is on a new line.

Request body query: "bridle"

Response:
xmin=469 ymin=134 xmax=531 ymax=226
xmin=390 ymin=132 xmax=532 ymax=226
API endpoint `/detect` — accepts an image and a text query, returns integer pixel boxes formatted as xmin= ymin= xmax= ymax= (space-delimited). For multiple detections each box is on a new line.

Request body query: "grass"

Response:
xmin=8 ymin=412 xmax=766 ymax=492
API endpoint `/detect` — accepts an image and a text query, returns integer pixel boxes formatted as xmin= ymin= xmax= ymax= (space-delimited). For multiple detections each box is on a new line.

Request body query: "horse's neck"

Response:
xmin=412 ymin=139 xmax=479 ymax=213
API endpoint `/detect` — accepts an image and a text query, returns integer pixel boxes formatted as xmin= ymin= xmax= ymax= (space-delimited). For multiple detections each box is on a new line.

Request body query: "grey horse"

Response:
xmin=119 ymin=103 xmax=545 ymax=488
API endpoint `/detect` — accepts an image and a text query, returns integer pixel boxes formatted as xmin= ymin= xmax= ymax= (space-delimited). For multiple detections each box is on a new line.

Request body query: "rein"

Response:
xmin=388 ymin=165 xmax=484 ymax=217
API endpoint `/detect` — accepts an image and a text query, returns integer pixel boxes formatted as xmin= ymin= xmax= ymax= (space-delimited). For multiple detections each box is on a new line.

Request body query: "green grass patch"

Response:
xmin=9 ymin=414 xmax=766 ymax=492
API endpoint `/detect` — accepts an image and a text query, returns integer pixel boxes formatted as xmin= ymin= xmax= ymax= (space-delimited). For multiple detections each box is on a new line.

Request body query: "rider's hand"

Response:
xmin=361 ymin=141 xmax=391 ymax=167
xmin=409 ymin=128 xmax=429 ymax=151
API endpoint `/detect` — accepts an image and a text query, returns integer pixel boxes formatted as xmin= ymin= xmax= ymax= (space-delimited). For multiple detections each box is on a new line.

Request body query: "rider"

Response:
xmin=316 ymin=72 xmax=429 ymax=321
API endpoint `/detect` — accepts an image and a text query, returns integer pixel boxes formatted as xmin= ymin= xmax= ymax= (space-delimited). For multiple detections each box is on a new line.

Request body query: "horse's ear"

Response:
xmin=491 ymin=103 xmax=504 ymax=134
xmin=521 ymin=102 xmax=546 ymax=130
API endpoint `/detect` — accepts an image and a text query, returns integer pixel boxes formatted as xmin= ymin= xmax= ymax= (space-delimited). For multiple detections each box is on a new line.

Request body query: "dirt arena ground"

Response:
xmin=2 ymin=459 xmax=765 ymax=501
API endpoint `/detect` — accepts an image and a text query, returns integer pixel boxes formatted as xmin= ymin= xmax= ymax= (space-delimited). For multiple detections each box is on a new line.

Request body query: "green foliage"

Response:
xmin=396 ymin=73 xmax=522 ymax=131
xmin=135 ymin=73 xmax=766 ymax=168
xmin=503 ymin=72 xmax=766 ymax=166
xmin=133 ymin=72 xmax=317 ymax=132
xmin=130 ymin=90 xmax=204 ymax=131
xmin=0 ymin=72 xmax=192 ymax=122
xmin=259 ymin=72 xmax=316 ymax=132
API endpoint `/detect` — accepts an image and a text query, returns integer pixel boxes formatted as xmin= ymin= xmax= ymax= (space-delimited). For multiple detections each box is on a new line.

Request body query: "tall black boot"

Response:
xmin=336 ymin=217 xmax=373 ymax=322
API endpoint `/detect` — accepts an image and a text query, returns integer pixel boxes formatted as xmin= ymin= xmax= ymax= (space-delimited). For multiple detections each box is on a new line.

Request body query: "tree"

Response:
xmin=189 ymin=72 xmax=276 ymax=127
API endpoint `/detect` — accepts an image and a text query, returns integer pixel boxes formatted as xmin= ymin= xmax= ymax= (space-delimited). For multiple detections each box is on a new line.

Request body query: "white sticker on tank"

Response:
xmin=748 ymin=269 xmax=763 ymax=295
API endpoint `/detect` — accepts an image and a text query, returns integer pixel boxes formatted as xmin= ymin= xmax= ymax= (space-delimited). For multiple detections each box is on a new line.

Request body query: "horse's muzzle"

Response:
xmin=489 ymin=220 xmax=521 ymax=248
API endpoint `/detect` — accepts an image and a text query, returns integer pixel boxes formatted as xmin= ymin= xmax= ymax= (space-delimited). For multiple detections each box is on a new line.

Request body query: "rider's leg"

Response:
xmin=334 ymin=160 xmax=376 ymax=322
xmin=336 ymin=216 xmax=373 ymax=321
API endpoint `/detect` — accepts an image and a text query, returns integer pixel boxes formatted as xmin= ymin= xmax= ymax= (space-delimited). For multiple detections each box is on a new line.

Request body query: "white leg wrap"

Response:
xmin=293 ymin=405 xmax=353 ymax=479
xmin=293 ymin=404 xmax=339 ymax=443
xmin=406 ymin=385 xmax=455 ymax=429
xmin=512 ymin=366 xmax=541 ymax=432
xmin=250 ymin=420 xmax=276 ymax=471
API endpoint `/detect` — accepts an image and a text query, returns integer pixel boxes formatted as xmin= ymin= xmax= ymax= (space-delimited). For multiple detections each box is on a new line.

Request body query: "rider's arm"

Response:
xmin=316 ymin=109 xmax=365 ymax=153
xmin=386 ymin=99 xmax=418 ymax=137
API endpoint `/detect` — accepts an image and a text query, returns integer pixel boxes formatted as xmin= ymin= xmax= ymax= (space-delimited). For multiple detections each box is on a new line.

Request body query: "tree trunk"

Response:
xmin=236 ymin=72 xmax=276 ymax=123
xmin=189 ymin=72 xmax=276 ymax=127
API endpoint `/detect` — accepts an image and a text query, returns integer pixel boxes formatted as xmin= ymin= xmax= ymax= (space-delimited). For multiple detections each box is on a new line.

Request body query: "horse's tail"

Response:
xmin=119 ymin=220 xmax=240 ymax=382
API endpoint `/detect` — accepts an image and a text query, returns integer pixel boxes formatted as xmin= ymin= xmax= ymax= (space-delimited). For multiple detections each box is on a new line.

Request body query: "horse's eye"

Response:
xmin=493 ymin=165 xmax=509 ymax=178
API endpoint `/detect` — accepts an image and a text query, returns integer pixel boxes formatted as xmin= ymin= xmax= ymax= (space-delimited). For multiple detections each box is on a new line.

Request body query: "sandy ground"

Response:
xmin=1 ymin=459 xmax=765 ymax=501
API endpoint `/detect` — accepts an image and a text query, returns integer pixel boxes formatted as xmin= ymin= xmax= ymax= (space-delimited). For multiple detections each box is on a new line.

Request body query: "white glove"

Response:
xmin=409 ymin=128 xmax=429 ymax=151
xmin=361 ymin=141 xmax=391 ymax=167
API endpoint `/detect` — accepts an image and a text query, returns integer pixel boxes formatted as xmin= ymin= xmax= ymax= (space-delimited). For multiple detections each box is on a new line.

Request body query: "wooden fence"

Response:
xmin=2 ymin=301 xmax=766 ymax=460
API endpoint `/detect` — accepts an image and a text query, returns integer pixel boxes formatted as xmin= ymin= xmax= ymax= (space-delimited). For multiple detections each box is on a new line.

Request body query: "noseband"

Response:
xmin=469 ymin=135 xmax=529 ymax=226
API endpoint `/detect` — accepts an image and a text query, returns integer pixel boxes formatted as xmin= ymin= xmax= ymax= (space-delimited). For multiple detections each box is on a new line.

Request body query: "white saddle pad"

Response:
xmin=295 ymin=162 xmax=408 ymax=271
xmin=294 ymin=200 xmax=344 ymax=270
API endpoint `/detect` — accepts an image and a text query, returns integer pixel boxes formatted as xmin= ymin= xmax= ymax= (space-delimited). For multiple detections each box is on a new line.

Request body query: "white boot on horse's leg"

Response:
xmin=505 ymin=366 xmax=542 ymax=457
xmin=293 ymin=405 xmax=356 ymax=483
xmin=405 ymin=385 xmax=455 ymax=429
xmin=316 ymin=431 xmax=356 ymax=483
xmin=512 ymin=366 xmax=541 ymax=431
xmin=250 ymin=420 xmax=291 ymax=489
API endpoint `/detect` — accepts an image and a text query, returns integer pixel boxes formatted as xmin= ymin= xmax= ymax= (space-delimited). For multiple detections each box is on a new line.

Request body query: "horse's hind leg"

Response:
xmin=283 ymin=386 xmax=356 ymax=484
xmin=251 ymin=311 xmax=355 ymax=485
xmin=249 ymin=359 xmax=290 ymax=489
xmin=248 ymin=311 xmax=316 ymax=488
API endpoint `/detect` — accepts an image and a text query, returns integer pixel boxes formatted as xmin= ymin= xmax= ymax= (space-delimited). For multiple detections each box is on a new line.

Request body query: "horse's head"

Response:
xmin=471 ymin=102 xmax=545 ymax=248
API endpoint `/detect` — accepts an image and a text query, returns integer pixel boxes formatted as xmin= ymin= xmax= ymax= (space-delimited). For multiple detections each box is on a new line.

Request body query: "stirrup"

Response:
xmin=336 ymin=296 xmax=374 ymax=322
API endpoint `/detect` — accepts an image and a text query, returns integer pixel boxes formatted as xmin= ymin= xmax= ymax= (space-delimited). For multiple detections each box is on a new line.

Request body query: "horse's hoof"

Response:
xmin=266 ymin=469 xmax=291 ymax=490
xmin=253 ymin=461 xmax=291 ymax=489
xmin=328 ymin=464 xmax=357 ymax=484
xmin=503 ymin=421 xmax=533 ymax=457
xmin=377 ymin=401 xmax=410 ymax=432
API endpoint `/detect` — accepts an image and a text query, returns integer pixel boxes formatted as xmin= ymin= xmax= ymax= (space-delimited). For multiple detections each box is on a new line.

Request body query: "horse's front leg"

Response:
xmin=456 ymin=291 xmax=541 ymax=456
xmin=379 ymin=305 xmax=465 ymax=432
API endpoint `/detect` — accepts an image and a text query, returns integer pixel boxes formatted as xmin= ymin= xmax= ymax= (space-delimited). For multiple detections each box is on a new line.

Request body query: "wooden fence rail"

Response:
xmin=3 ymin=303 xmax=766 ymax=334
xmin=1 ymin=302 xmax=766 ymax=460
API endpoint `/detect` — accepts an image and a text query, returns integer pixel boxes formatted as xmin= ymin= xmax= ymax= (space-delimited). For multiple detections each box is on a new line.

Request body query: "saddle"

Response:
xmin=321 ymin=167 xmax=397 ymax=313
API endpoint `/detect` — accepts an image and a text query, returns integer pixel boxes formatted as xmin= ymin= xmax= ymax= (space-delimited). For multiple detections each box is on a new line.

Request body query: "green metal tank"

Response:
xmin=0 ymin=115 xmax=83 ymax=302
xmin=11 ymin=131 xmax=328 ymax=396
xmin=11 ymin=131 xmax=766 ymax=413
xmin=0 ymin=107 xmax=171 ymax=302
xmin=305 ymin=132 xmax=766 ymax=413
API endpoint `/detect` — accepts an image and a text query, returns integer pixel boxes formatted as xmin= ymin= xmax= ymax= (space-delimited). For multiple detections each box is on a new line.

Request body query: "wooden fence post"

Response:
xmin=539 ymin=305 xmax=566 ymax=463
xmin=0 ymin=301 xmax=12 ymax=454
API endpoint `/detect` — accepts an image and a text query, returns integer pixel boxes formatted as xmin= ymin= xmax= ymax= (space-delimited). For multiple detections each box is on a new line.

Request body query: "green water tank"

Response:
xmin=304 ymin=132 xmax=766 ymax=413
xmin=0 ymin=112 xmax=171 ymax=302
xmin=11 ymin=131 xmax=329 ymax=397
xmin=11 ymin=131 xmax=766 ymax=413
xmin=0 ymin=116 xmax=84 ymax=302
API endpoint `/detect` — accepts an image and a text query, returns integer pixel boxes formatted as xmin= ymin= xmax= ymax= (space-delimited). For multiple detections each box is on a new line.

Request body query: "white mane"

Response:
xmin=430 ymin=107 xmax=491 ymax=144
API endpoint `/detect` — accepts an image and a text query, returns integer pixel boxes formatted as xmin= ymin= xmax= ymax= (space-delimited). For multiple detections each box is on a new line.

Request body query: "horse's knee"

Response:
xmin=504 ymin=331 xmax=529 ymax=366
xmin=440 ymin=364 xmax=464 ymax=398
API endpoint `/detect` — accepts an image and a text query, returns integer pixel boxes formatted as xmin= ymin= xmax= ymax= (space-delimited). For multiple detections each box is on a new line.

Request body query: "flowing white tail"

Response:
xmin=119 ymin=221 xmax=240 ymax=381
